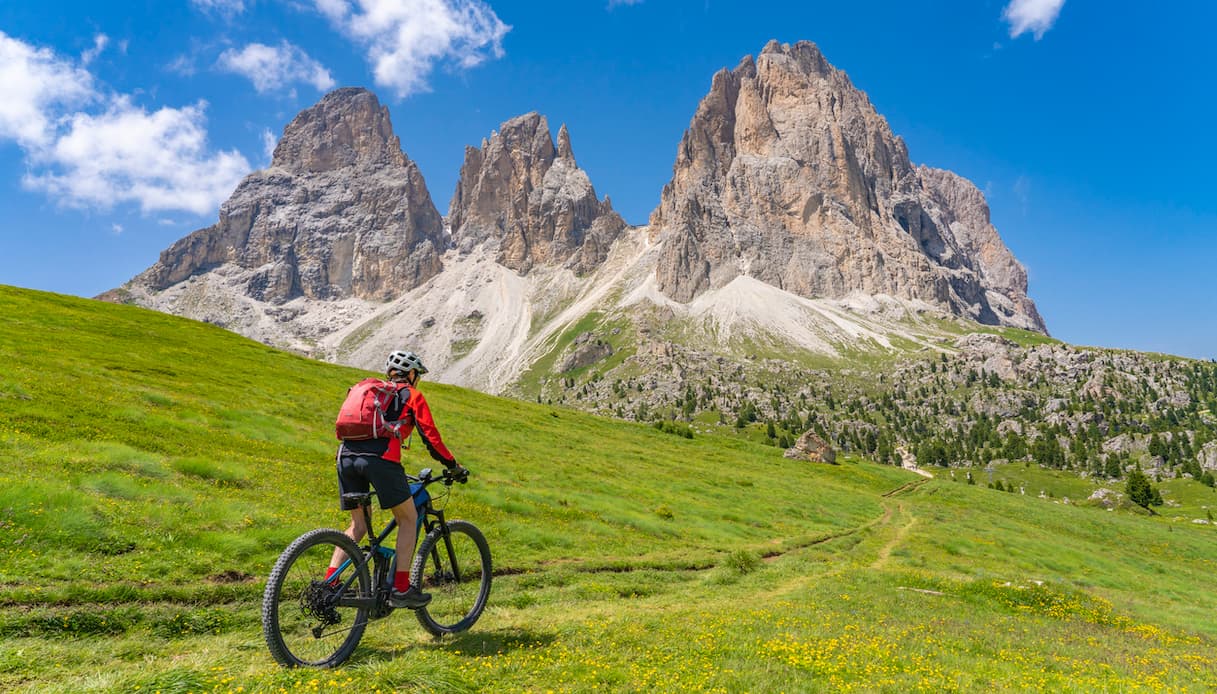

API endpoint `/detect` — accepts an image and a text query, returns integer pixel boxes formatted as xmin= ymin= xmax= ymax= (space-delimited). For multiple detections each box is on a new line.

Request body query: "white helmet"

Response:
xmin=386 ymin=350 xmax=428 ymax=376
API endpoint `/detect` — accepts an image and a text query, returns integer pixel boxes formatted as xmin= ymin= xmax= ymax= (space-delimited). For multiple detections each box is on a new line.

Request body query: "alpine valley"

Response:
xmin=105 ymin=40 xmax=1217 ymax=495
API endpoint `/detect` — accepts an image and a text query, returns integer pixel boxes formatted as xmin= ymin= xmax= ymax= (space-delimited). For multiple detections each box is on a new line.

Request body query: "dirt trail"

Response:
xmin=493 ymin=476 xmax=933 ymax=590
xmin=897 ymin=446 xmax=934 ymax=478
xmin=871 ymin=502 xmax=917 ymax=570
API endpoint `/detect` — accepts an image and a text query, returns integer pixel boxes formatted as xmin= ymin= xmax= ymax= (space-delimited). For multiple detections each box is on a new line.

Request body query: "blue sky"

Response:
xmin=1 ymin=1 xmax=1214 ymax=359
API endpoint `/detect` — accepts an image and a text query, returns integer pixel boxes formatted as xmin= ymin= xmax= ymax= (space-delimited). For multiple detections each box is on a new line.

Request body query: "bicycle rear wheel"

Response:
xmin=262 ymin=528 xmax=372 ymax=667
xmin=411 ymin=520 xmax=492 ymax=637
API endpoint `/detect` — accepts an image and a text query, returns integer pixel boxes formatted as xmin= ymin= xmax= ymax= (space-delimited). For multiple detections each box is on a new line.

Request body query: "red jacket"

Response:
xmin=339 ymin=383 xmax=455 ymax=466
xmin=385 ymin=385 xmax=455 ymax=465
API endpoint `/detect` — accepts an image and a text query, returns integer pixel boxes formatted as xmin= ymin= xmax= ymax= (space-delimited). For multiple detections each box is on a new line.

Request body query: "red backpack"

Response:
xmin=334 ymin=378 xmax=405 ymax=441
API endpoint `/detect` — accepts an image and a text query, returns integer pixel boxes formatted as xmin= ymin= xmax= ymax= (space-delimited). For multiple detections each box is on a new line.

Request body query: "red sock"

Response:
xmin=325 ymin=566 xmax=338 ymax=581
xmin=394 ymin=571 xmax=410 ymax=592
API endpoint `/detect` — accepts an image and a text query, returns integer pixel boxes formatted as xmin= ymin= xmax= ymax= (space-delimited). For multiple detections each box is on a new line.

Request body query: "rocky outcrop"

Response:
xmin=650 ymin=40 xmax=1045 ymax=332
xmin=784 ymin=429 xmax=837 ymax=464
xmin=558 ymin=332 xmax=614 ymax=372
xmin=128 ymin=87 xmax=445 ymax=303
xmin=917 ymin=167 xmax=1042 ymax=328
xmin=448 ymin=113 xmax=626 ymax=275
xmin=1087 ymin=488 xmax=1119 ymax=508
xmin=1202 ymin=442 xmax=1217 ymax=472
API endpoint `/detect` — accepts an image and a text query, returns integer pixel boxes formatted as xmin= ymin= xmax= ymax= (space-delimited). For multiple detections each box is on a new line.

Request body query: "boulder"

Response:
xmin=784 ymin=429 xmax=837 ymax=464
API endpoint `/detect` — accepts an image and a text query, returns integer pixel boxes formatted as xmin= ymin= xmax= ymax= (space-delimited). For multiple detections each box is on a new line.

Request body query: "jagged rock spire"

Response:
xmin=557 ymin=123 xmax=573 ymax=159
xmin=449 ymin=112 xmax=626 ymax=275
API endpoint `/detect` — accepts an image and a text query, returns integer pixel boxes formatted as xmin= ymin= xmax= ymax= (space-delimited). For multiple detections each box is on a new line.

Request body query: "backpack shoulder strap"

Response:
xmin=395 ymin=382 xmax=414 ymax=413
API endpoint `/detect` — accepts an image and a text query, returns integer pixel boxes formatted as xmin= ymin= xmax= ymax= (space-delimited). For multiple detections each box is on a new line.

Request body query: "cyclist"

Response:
xmin=326 ymin=350 xmax=466 ymax=608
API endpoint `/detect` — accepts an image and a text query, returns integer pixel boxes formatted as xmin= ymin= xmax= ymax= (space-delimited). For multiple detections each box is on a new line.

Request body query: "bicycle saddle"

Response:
xmin=341 ymin=492 xmax=375 ymax=507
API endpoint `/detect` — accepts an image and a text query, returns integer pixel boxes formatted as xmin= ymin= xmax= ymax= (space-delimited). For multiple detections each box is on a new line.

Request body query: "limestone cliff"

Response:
xmin=649 ymin=40 xmax=1045 ymax=332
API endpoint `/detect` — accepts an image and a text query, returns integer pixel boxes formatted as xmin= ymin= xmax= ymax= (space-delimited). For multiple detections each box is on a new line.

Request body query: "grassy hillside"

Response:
xmin=0 ymin=285 xmax=1214 ymax=692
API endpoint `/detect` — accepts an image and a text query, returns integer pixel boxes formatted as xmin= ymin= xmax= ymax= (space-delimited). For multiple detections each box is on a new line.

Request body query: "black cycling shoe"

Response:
xmin=389 ymin=585 xmax=432 ymax=609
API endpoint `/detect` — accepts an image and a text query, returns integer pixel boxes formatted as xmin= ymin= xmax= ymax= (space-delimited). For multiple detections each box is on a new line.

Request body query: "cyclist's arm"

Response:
xmin=408 ymin=390 xmax=457 ymax=466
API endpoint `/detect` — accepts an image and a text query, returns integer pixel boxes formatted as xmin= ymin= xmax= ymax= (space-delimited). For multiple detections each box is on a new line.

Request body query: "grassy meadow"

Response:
xmin=0 ymin=284 xmax=1215 ymax=692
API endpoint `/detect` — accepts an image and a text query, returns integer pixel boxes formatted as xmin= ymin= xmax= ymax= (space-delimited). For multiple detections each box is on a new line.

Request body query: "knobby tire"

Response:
xmin=411 ymin=520 xmax=492 ymax=637
xmin=262 ymin=528 xmax=371 ymax=668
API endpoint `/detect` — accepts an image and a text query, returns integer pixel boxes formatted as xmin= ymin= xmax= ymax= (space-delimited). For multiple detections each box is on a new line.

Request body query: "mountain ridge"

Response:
xmin=105 ymin=40 xmax=1051 ymax=408
xmin=448 ymin=111 xmax=627 ymax=275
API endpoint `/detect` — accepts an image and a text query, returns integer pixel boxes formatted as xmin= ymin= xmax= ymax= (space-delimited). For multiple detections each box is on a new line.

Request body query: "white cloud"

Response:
xmin=166 ymin=53 xmax=198 ymax=77
xmin=217 ymin=41 xmax=336 ymax=93
xmin=315 ymin=0 xmax=510 ymax=98
xmin=0 ymin=31 xmax=251 ymax=216
xmin=81 ymin=34 xmax=110 ymax=65
xmin=261 ymin=127 xmax=278 ymax=164
xmin=607 ymin=0 xmax=644 ymax=8
xmin=190 ymin=0 xmax=247 ymax=16
xmin=111 ymin=223 xmax=124 ymax=234
xmin=0 ymin=31 xmax=95 ymax=147
xmin=24 ymin=97 xmax=251 ymax=215
xmin=1013 ymin=175 xmax=1031 ymax=211
xmin=1002 ymin=0 xmax=1066 ymax=40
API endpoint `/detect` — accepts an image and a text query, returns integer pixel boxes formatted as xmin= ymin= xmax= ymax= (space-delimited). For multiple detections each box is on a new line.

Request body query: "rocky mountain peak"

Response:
xmin=120 ymin=87 xmax=446 ymax=306
xmin=271 ymin=87 xmax=406 ymax=173
xmin=448 ymin=113 xmax=626 ymax=275
xmin=759 ymin=38 xmax=832 ymax=75
xmin=649 ymin=40 xmax=1045 ymax=332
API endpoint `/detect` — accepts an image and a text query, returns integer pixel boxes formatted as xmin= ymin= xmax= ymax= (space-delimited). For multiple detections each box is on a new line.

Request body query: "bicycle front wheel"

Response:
xmin=411 ymin=520 xmax=492 ymax=637
xmin=262 ymin=528 xmax=372 ymax=667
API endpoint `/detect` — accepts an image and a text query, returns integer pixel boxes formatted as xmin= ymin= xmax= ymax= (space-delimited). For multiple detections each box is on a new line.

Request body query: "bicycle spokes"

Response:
xmin=263 ymin=529 xmax=372 ymax=667
xmin=412 ymin=520 xmax=492 ymax=636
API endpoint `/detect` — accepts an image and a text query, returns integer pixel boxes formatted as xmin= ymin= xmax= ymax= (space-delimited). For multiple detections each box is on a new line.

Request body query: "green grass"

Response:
xmin=516 ymin=311 xmax=606 ymax=394
xmin=948 ymin=462 xmax=1217 ymax=521
xmin=0 ymin=284 xmax=1215 ymax=692
xmin=918 ymin=314 xmax=1063 ymax=349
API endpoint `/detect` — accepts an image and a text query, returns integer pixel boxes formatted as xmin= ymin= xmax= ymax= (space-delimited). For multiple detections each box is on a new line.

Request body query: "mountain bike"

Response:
xmin=261 ymin=467 xmax=492 ymax=667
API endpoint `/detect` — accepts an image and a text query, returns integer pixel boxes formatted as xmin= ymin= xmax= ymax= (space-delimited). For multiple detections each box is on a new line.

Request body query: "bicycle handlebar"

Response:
xmin=410 ymin=466 xmax=469 ymax=487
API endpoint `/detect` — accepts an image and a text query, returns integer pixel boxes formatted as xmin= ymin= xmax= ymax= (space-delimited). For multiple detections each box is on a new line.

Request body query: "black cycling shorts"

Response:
xmin=336 ymin=454 xmax=412 ymax=510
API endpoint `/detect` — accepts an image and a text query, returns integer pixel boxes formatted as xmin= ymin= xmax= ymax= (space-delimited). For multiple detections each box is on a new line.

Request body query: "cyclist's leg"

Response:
xmin=328 ymin=509 xmax=369 ymax=572
xmin=362 ymin=457 xmax=418 ymax=592
xmin=388 ymin=499 xmax=418 ymax=576
xmin=329 ymin=455 xmax=371 ymax=573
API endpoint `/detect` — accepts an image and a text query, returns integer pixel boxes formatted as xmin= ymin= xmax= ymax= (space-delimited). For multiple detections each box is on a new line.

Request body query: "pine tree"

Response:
xmin=1148 ymin=433 xmax=1165 ymax=459
xmin=1070 ymin=436 xmax=1088 ymax=467
xmin=1032 ymin=435 xmax=1065 ymax=469
xmin=1125 ymin=466 xmax=1162 ymax=515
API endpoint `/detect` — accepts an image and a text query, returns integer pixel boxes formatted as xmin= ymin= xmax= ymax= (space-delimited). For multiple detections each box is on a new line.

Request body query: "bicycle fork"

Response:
xmin=428 ymin=521 xmax=462 ymax=585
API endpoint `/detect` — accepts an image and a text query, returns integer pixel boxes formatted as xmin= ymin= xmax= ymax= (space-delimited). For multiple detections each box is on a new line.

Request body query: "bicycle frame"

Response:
xmin=331 ymin=474 xmax=462 ymax=612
